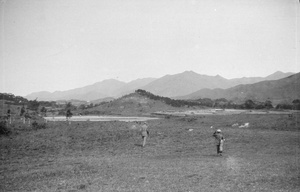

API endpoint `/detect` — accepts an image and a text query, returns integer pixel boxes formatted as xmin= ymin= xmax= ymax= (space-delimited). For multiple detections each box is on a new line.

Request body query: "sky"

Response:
xmin=1 ymin=0 xmax=299 ymax=96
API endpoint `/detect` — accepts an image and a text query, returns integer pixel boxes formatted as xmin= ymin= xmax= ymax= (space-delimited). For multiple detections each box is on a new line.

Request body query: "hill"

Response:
xmin=89 ymin=97 xmax=115 ymax=105
xmin=140 ymin=71 xmax=232 ymax=98
xmin=264 ymin=71 xmax=295 ymax=80
xmin=26 ymin=78 xmax=156 ymax=101
xmin=26 ymin=79 xmax=126 ymax=101
xmin=141 ymin=71 xmax=295 ymax=98
xmin=228 ymin=71 xmax=295 ymax=87
xmin=85 ymin=92 xmax=182 ymax=116
xmin=114 ymin=78 xmax=157 ymax=97
xmin=25 ymin=71 xmax=295 ymax=101
xmin=181 ymin=72 xmax=300 ymax=105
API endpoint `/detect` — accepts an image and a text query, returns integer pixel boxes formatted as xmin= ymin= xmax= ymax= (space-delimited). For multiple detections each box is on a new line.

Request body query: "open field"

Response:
xmin=1 ymin=113 xmax=300 ymax=191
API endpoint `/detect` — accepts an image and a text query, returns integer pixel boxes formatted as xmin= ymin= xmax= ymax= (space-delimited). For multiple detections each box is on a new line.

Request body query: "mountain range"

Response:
xmin=179 ymin=72 xmax=300 ymax=105
xmin=26 ymin=78 xmax=155 ymax=101
xmin=25 ymin=71 xmax=296 ymax=103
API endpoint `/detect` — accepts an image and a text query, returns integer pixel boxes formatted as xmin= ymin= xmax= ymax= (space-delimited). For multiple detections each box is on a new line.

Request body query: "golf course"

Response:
xmin=1 ymin=112 xmax=299 ymax=191
xmin=2 ymin=0 xmax=299 ymax=191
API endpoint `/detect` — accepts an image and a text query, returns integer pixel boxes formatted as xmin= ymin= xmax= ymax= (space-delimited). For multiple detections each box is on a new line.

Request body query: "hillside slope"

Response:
xmin=228 ymin=71 xmax=295 ymax=87
xmin=182 ymin=73 xmax=300 ymax=104
xmin=86 ymin=92 xmax=182 ymax=116
xmin=26 ymin=79 xmax=126 ymax=101
xmin=141 ymin=71 xmax=232 ymax=98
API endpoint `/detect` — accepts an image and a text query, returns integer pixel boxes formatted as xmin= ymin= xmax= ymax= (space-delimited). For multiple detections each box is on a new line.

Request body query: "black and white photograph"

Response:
xmin=1 ymin=0 xmax=299 ymax=191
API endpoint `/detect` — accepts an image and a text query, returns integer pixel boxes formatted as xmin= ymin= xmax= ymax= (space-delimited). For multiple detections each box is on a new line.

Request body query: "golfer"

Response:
xmin=140 ymin=122 xmax=149 ymax=147
xmin=213 ymin=129 xmax=225 ymax=156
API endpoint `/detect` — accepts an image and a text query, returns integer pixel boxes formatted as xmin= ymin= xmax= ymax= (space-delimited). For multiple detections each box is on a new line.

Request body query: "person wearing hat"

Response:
xmin=140 ymin=122 xmax=149 ymax=147
xmin=213 ymin=129 xmax=225 ymax=156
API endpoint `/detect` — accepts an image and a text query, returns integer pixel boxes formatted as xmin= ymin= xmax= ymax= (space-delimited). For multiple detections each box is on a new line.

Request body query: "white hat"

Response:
xmin=216 ymin=129 xmax=221 ymax=132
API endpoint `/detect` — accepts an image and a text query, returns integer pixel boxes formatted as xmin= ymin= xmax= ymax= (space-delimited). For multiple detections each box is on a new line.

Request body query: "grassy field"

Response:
xmin=1 ymin=113 xmax=300 ymax=192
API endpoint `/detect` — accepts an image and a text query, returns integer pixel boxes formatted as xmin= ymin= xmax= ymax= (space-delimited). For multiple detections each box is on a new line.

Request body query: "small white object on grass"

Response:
xmin=239 ymin=122 xmax=250 ymax=128
xmin=188 ymin=129 xmax=193 ymax=131
xmin=210 ymin=126 xmax=213 ymax=129
xmin=232 ymin=123 xmax=239 ymax=127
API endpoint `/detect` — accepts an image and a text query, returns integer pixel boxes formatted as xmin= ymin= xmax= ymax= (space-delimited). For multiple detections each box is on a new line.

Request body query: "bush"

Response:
xmin=276 ymin=103 xmax=293 ymax=110
xmin=0 ymin=121 xmax=11 ymax=135
xmin=32 ymin=121 xmax=47 ymax=130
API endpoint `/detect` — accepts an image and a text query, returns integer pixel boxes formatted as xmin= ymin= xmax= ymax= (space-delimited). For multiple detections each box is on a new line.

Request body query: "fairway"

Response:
xmin=1 ymin=113 xmax=300 ymax=191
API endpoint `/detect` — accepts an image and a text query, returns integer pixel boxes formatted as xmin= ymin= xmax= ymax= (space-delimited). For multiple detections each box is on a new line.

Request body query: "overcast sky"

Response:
xmin=1 ymin=0 xmax=299 ymax=96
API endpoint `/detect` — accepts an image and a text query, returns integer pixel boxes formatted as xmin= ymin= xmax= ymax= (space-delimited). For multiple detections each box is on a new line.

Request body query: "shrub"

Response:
xmin=32 ymin=121 xmax=47 ymax=130
xmin=0 ymin=121 xmax=11 ymax=135
xmin=276 ymin=103 xmax=293 ymax=110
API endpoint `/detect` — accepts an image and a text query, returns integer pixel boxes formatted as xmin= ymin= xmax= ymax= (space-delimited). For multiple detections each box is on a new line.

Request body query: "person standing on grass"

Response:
xmin=213 ymin=129 xmax=225 ymax=156
xmin=140 ymin=122 xmax=149 ymax=147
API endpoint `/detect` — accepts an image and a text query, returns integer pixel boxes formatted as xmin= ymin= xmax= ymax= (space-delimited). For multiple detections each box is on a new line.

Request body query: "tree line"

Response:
xmin=135 ymin=89 xmax=300 ymax=110
xmin=1 ymin=91 xmax=300 ymax=117
xmin=0 ymin=93 xmax=103 ymax=117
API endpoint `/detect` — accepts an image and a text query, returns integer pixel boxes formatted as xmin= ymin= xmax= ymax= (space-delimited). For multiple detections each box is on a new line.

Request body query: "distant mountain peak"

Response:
xmin=265 ymin=71 xmax=295 ymax=80
xmin=92 ymin=79 xmax=125 ymax=85
xmin=183 ymin=70 xmax=196 ymax=73
xmin=273 ymin=71 xmax=283 ymax=74
xmin=180 ymin=70 xmax=200 ymax=76
xmin=100 ymin=79 xmax=123 ymax=83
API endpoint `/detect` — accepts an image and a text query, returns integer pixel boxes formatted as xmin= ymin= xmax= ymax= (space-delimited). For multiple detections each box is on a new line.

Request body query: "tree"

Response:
xmin=292 ymin=99 xmax=300 ymax=110
xmin=264 ymin=100 xmax=273 ymax=109
xmin=40 ymin=106 xmax=47 ymax=117
xmin=66 ymin=109 xmax=73 ymax=124
xmin=20 ymin=105 xmax=26 ymax=116
xmin=197 ymin=98 xmax=214 ymax=107
xmin=7 ymin=109 xmax=11 ymax=117
xmin=65 ymin=102 xmax=72 ymax=110
xmin=7 ymin=109 xmax=11 ymax=124
xmin=65 ymin=101 xmax=77 ymax=111
xmin=292 ymin=99 xmax=300 ymax=104
xmin=28 ymin=99 xmax=40 ymax=112
xmin=79 ymin=104 xmax=86 ymax=110
xmin=24 ymin=111 xmax=31 ymax=125
xmin=88 ymin=103 xmax=94 ymax=108
xmin=244 ymin=100 xmax=255 ymax=109
xmin=215 ymin=98 xmax=228 ymax=109
xmin=276 ymin=103 xmax=293 ymax=110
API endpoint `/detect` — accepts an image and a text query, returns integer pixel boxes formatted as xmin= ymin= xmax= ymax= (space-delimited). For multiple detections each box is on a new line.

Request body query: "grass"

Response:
xmin=1 ymin=113 xmax=300 ymax=191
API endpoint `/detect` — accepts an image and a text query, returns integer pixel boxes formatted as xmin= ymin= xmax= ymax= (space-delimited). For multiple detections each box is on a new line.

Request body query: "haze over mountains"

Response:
xmin=25 ymin=71 xmax=296 ymax=103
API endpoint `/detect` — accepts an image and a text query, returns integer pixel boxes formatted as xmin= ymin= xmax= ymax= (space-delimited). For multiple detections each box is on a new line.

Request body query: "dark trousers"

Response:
xmin=217 ymin=145 xmax=222 ymax=154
